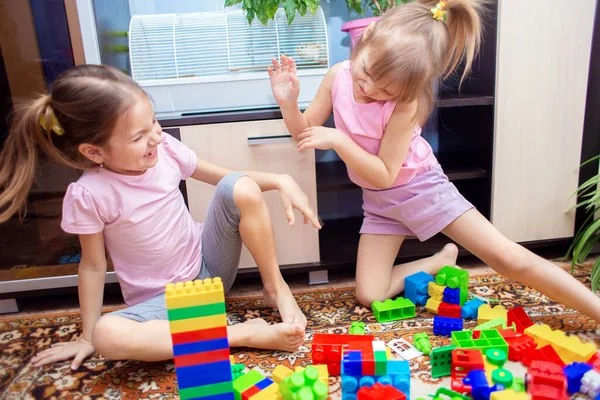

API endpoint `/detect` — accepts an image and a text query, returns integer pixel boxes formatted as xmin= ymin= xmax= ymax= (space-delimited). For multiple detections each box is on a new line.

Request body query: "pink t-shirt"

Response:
xmin=331 ymin=61 xmax=437 ymax=189
xmin=61 ymin=132 xmax=202 ymax=306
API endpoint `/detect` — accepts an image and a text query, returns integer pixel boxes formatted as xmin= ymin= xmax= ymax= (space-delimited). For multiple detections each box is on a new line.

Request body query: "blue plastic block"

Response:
xmin=343 ymin=350 xmax=363 ymax=376
xmin=463 ymin=369 xmax=499 ymax=400
xmin=190 ymin=393 xmax=235 ymax=400
xmin=176 ymin=360 xmax=233 ymax=388
xmin=461 ymin=299 xmax=486 ymax=319
xmin=433 ymin=316 xmax=463 ymax=337
xmin=564 ymin=362 xmax=593 ymax=394
xmin=173 ymin=337 xmax=229 ymax=356
xmin=255 ymin=377 xmax=274 ymax=390
xmin=404 ymin=271 xmax=434 ymax=305
xmin=387 ymin=359 xmax=410 ymax=376
xmin=443 ymin=287 xmax=461 ymax=305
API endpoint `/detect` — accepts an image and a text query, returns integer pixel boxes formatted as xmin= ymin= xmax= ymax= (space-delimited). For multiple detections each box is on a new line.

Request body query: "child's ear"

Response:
xmin=78 ymin=143 xmax=105 ymax=165
xmin=362 ymin=22 xmax=377 ymax=40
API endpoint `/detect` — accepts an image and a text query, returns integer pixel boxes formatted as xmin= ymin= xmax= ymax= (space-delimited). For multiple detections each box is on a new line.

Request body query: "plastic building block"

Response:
xmin=295 ymin=365 xmax=328 ymax=385
xmin=340 ymin=358 xmax=410 ymax=399
xmin=564 ymin=362 xmax=593 ymax=394
xmin=349 ymin=321 xmax=366 ymax=335
xmin=372 ymin=298 xmax=415 ymax=322
xmin=525 ymin=323 xmax=597 ymax=364
xmin=491 ymin=368 xmax=513 ymax=387
xmin=426 ymin=298 xmax=441 ymax=315
xmin=435 ymin=266 xmax=469 ymax=305
xmin=443 ymin=287 xmax=461 ymax=305
xmin=165 ymin=278 xmax=234 ymax=400
xmin=357 ymin=382 xmax=406 ymax=400
xmin=428 ymin=281 xmax=447 ymax=301
xmin=413 ymin=332 xmax=432 ymax=355
xmin=526 ymin=360 xmax=569 ymax=400
xmin=507 ymin=305 xmax=534 ymax=333
xmin=231 ymin=364 xmax=245 ymax=380
xmin=485 ymin=348 xmax=507 ymax=368
xmin=279 ymin=366 xmax=327 ymax=400
xmin=433 ymin=316 xmax=463 ymax=337
xmin=462 ymin=298 xmax=486 ymax=319
xmin=581 ymin=369 xmax=600 ymax=398
xmin=452 ymin=349 xmax=484 ymax=383
xmin=431 ymin=345 xmax=456 ymax=378
xmin=511 ymin=376 xmax=525 ymax=393
xmin=463 ymin=369 xmax=500 ymax=400
xmin=404 ymin=271 xmax=434 ymax=306
xmin=272 ymin=365 xmax=294 ymax=384
xmin=234 ymin=370 xmax=275 ymax=400
xmin=474 ymin=318 xmax=506 ymax=331
xmin=587 ymin=351 xmax=600 ymax=369
xmin=490 ymin=390 xmax=529 ymax=400
xmin=427 ymin=388 xmax=469 ymax=400
xmin=312 ymin=333 xmax=375 ymax=376
xmin=522 ymin=344 xmax=565 ymax=367
xmin=387 ymin=338 xmax=423 ymax=360
xmin=477 ymin=304 xmax=507 ymax=326
xmin=451 ymin=330 xmax=508 ymax=354
xmin=439 ymin=302 xmax=462 ymax=318
xmin=506 ymin=335 xmax=536 ymax=362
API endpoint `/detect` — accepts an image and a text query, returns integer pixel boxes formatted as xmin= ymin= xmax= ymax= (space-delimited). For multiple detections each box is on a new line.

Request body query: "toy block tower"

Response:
xmin=166 ymin=278 xmax=235 ymax=400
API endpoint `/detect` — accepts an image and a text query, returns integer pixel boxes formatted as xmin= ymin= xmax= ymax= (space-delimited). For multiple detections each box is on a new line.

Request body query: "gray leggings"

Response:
xmin=109 ymin=172 xmax=246 ymax=322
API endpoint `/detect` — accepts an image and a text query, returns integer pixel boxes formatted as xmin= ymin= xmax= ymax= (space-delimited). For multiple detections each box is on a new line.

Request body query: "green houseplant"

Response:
xmin=224 ymin=0 xmax=413 ymax=25
xmin=567 ymin=155 xmax=600 ymax=292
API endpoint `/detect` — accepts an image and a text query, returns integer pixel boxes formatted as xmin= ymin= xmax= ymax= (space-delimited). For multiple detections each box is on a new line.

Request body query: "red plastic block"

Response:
xmin=171 ymin=326 xmax=228 ymax=345
xmin=174 ymin=348 xmax=230 ymax=367
xmin=587 ymin=351 xmax=600 ymax=370
xmin=439 ymin=302 xmax=462 ymax=318
xmin=452 ymin=349 xmax=484 ymax=387
xmin=507 ymin=305 xmax=534 ymax=333
xmin=357 ymin=382 xmax=406 ymax=400
xmin=506 ymin=335 xmax=536 ymax=362
xmin=523 ymin=345 xmax=565 ymax=368
xmin=526 ymin=360 xmax=569 ymax=400
xmin=348 ymin=341 xmax=375 ymax=376
xmin=312 ymin=334 xmax=375 ymax=375
xmin=241 ymin=385 xmax=261 ymax=400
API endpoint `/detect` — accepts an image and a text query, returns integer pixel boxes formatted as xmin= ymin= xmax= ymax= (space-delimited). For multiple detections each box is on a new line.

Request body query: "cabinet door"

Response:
xmin=492 ymin=0 xmax=596 ymax=242
xmin=179 ymin=119 xmax=320 ymax=268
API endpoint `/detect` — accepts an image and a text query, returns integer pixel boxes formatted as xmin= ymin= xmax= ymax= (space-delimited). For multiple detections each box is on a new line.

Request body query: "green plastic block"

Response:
xmin=451 ymin=330 xmax=508 ymax=354
xmin=431 ymin=387 xmax=470 ymax=399
xmin=279 ymin=366 xmax=327 ymax=400
xmin=435 ymin=266 xmax=469 ymax=305
xmin=231 ymin=364 xmax=245 ymax=380
xmin=511 ymin=377 xmax=525 ymax=393
xmin=474 ymin=317 xmax=507 ymax=331
xmin=167 ymin=302 xmax=226 ymax=320
xmin=372 ymin=297 xmax=415 ymax=322
xmin=413 ymin=332 xmax=432 ymax=355
xmin=485 ymin=348 xmax=507 ymax=367
xmin=431 ymin=345 xmax=456 ymax=378
xmin=374 ymin=350 xmax=388 ymax=376
xmin=233 ymin=369 xmax=264 ymax=400
xmin=349 ymin=321 xmax=366 ymax=335
xmin=492 ymin=368 xmax=513 ymax=387
xmin=180 ymin=381 xmax=234 ymax=400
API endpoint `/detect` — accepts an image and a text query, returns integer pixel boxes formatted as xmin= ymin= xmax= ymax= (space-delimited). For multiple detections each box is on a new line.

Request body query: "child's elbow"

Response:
xmin=371 ymin=176 xmax=395 ymax=190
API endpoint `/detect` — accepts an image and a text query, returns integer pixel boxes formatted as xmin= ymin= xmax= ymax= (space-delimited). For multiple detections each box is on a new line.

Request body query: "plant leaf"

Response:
xmin=225 ymin=0 xmax=243 ymax=6
xmin=573 ymin=218 xmax=600 ymax=265
xmin=245 ymin=7 xmax=256 ymax=24
xmin=283 ymin=0 xmax=297 ymax=24
xmin=592 ymin=257 xmax=600 ymax=293
xmin=306 ymin=0 xmax=320 ymax=13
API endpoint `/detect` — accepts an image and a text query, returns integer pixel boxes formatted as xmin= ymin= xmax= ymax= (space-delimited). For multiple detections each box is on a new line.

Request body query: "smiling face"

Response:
xmin=350 ymin=50 xmax=398 ymax=103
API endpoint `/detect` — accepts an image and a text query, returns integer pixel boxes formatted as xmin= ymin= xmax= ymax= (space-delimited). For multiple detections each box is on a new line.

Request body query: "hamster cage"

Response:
xmin=128 ymin=8 xmax=329 ymax=116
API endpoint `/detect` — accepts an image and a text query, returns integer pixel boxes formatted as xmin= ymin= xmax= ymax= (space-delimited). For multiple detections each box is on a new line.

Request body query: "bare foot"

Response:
xmin=433 ymin=243 xmax=459 ymax=272
xmin=263 ymin=283 xmax=307 ymax=328
xmin=235 ymin=318 xmax=304 ymax=352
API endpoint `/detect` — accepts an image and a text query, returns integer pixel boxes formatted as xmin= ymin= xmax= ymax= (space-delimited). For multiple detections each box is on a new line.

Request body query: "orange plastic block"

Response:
xmin=477 ymin=304 xmax=507 ymax=325
xmin=525 ymin=323 xmax=597 ymax=364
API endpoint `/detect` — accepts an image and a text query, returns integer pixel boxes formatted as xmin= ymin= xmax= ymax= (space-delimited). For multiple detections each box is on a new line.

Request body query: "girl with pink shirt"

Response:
xmin=0 ymin=65 xmax=319 ymax=370
xmin=269 ymin=0 xmax=600 ymax=323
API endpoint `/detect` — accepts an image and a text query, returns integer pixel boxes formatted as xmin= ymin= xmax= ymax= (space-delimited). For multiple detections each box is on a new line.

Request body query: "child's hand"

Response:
xmin=268 ymin=55 xmax=300 ymax=108
xmin=297 ymin=126 xmax=346 ymax=152
xmin=277 ymin=174 xmax=321 ymax=229
xmin=31 ymin=337 xmax=95 ymax=370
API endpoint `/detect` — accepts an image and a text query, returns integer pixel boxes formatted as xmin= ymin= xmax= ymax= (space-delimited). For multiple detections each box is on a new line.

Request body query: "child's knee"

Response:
xmin=490 ymin=244 xmax=530 ymax=278
xmin=355 ymin=286 xmax=387 ymax=308
xmin=92 ymin=316 xmax=130 ymax=359
xmin=232 ymin=176 xmax=263 ymax=208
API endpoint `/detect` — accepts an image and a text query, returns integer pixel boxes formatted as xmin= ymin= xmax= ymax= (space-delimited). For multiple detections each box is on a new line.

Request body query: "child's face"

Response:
xmin=351 ymin=50 xmax=396 ymax=103
xmin=103 ymin=95 xmax=162 ymax=175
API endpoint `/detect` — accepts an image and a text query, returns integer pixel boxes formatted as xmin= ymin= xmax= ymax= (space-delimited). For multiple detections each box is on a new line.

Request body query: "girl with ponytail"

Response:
xmin=269 ymin=0 xmax=600 ymax=322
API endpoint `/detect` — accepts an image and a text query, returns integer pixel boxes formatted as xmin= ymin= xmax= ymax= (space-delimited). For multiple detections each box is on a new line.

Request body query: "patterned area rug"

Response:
xmin=1 ymin=268 xmax=599 ymax=400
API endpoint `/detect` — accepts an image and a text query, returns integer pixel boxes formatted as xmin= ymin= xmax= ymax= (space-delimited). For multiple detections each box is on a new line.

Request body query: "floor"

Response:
xmin=2 ymin=254 xmax=578 ymax=318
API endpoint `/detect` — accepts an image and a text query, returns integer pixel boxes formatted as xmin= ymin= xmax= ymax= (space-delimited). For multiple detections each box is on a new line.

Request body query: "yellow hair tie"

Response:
xmin=39 ymin=107 xmax=64 ymax=136
xmin=431 ymin=1 xmax=448 ymax=22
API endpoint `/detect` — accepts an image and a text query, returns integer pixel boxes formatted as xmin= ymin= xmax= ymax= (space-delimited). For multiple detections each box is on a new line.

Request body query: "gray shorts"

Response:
xmin=108 ymin=172 xmax=246 ymax=322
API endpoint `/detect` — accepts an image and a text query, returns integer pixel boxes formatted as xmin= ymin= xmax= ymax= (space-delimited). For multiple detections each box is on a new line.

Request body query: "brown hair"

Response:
xmin=0 ymin=64 xmax=145 ymax=223
xmin=351 ymin=0 xmax=485 ymax=122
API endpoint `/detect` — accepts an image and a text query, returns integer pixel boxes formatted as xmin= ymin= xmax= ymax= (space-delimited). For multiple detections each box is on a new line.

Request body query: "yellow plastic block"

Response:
xmin=428 ymin=282 xmax=446 ymax=301
xmin=525 ymin=323 xmax=597 ymax=364
xmin=169 ymin=314 xmax=227 ymax=333
xmin=250 ymin=382 xmax=281 ymax=400
xmin=490 ymin=390 xmax=529 ymax=400
xmin=165 ymin=278 xmax=225 ymax=310
xmin=477 ymin=305 xmax=507 ymax=325
xmin=426 ymin=298 xmax=441 ymax=315
xmin=272 ymin=365 xmax=294 ymax=384
xmin=296 ymin=364 xmax=328 ymax=385
xmin=230 ymin=355 xmax=235 ymax=364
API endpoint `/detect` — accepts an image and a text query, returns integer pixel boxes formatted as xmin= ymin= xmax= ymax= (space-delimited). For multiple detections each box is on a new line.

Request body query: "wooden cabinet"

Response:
xmin=179 ymin=119 xmax=320 ymax=269
xmin=492 ymin=0 xmax=596 ymax=242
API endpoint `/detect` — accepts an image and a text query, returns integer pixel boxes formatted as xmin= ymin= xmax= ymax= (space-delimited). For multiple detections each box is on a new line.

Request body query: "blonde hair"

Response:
xmin=351 ymin=0 xmax=486 ymax=122
xmin=0 ymin=65 xmax=145 ymax=223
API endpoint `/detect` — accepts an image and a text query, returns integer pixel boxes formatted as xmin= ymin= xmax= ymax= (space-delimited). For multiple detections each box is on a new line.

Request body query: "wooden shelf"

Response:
xmin=437 ymin=94 xmax=494 ymax=108
xmin=316 ymin=161 xmax=487 ymax=192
